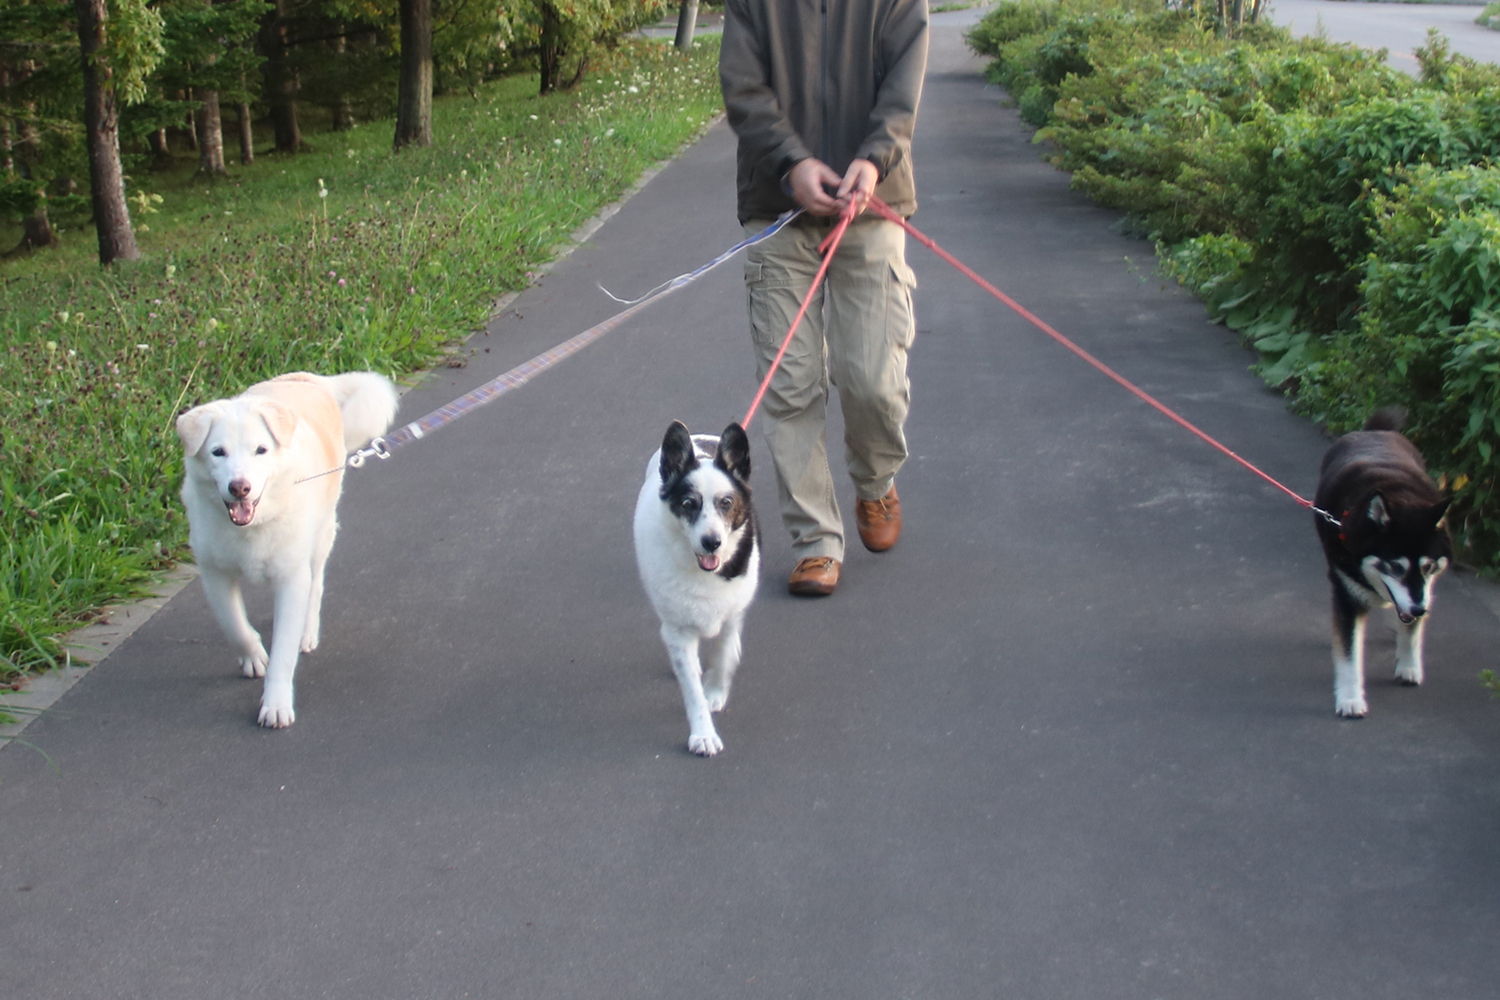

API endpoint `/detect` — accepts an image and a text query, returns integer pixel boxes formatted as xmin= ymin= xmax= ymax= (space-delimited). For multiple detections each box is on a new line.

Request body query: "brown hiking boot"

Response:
xmin=788 ymin=556 xmax=841 ymax=597
xmin=855 ymin=487 xmax=902 ymax=552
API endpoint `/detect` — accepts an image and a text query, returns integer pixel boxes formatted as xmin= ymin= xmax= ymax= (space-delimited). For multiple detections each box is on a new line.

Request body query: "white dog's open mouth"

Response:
xmin=697 ymin=553 xmax=720 ymax=572
xmin=226 ymin=499 xmax=258 ymax=526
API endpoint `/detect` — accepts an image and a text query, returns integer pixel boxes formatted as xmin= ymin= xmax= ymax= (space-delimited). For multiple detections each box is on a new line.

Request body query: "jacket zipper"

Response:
xmin=819 ymin=0 xmax=829 ymax=164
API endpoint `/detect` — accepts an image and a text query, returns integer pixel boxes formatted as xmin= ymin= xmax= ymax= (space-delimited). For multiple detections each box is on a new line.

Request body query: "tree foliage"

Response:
xmin=0 ymin=0 xmax=661 ymax=259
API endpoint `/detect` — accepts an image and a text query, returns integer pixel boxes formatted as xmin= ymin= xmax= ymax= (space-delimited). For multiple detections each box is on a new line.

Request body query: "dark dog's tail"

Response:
xmin=1363 ymin=406 xmax=1407 ymax=433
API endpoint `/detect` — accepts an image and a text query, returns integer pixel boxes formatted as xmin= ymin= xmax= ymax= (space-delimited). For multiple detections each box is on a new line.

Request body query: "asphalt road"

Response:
xmin=1269 ymin=0 xmax=1500 ymax=70
xmin=5 ymin=17 xmax=1500 ymax=1000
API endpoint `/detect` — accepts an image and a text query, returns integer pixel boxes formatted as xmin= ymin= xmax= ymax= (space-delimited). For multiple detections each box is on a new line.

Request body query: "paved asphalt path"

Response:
xmin=6 ymin=17 xmax=1500 ymax=1000
xmin=1270 ymin=0 xmax=1500 ymax=71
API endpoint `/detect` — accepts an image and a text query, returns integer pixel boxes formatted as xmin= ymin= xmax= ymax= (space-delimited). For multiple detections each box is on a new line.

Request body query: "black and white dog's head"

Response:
xmin=657 ymin=420 xmax=757 ymax=578
xmin=1340 ymin=491 xmax=1452 ymax=623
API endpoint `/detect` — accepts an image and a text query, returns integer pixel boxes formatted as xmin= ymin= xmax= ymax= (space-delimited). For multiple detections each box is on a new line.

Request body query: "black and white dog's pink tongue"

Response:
xmin=227 ymin=500 xmax=256 ymax=526
xmin=697 ymin=553 xmax=720 ymax=572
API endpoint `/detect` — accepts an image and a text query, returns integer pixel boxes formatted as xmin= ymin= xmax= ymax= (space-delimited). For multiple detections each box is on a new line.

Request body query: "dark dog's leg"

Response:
xmin=1331 ymin=580 xmax=1369 ymax=717
xmin=1394 ymin=615 xmax=1427 ymax=687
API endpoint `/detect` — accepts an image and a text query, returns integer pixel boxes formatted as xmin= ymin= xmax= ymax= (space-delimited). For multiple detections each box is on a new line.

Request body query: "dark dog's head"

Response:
xmin=658 ymin=421 xmax=755 ymax=574
xmin=1342 ymin=491 xmax=1452 ymax=623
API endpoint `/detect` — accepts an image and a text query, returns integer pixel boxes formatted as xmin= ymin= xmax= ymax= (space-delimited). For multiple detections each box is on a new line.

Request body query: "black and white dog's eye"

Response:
xmin=717 ymin=496 xmax=734 ymax=512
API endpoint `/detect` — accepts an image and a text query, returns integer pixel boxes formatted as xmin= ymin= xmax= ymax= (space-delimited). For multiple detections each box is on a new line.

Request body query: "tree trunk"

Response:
xmin=538 ymin=2 xmax=561 ymax=96
xmin=0 ymin=67 xmax=12 ymax=172
xmin=331 ymin=25 xmax=354 ymax=130
xmin=193 ymin=86 xmax=228 ymax=175
xmin=7 ymin=200 xmax=59 ymax=256
xmin=236 ymin=100 xmax=254 ymax=164
xmin=259 ymin=0 xmax=301 ymax=152
xmin=148 ymin=126 xmax=173 ymax=167
xmin=75 ymin=0 xmax=138 ymax=265
xmin=393 ymin=0 xmax=432 ymax=149
xmin=675 ymin=0 xmax=699 ymax=51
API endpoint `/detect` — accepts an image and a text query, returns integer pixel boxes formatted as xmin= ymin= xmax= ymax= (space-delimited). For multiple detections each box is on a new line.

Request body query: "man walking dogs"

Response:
xmin=720 ymin=0 xmax=929 ymax=596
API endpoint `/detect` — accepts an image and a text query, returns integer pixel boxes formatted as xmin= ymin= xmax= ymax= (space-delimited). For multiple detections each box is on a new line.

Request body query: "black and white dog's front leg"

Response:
xmin=661 ymin=624 xmax=722 ymax=756
xmin=1332 ymin=582 xmax=1370 ymax=718
xmin=701 ymin=614 xmax=743 ymax=714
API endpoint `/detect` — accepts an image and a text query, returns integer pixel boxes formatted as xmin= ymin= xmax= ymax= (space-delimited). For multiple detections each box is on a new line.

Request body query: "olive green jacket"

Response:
xmin=719 ymin=0 xmax=929 ymax=224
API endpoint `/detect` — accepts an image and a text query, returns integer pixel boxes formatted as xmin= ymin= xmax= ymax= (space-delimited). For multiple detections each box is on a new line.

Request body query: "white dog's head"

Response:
xmin=657 ymin=420 xmax=755 ymax=575
xmin=177 ymin=398 xmax=299 ymax=527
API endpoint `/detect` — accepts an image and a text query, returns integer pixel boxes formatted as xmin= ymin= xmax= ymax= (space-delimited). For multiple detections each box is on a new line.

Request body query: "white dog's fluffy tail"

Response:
xmin=320 ymin=372 xmax=399 ymax=451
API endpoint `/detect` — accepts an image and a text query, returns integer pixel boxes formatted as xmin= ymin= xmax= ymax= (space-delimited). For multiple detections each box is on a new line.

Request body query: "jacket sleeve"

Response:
xmin=855 ymin=0 xmax=929 ymax=179
xmin=719 ymin=0 xmax=812 ymax=178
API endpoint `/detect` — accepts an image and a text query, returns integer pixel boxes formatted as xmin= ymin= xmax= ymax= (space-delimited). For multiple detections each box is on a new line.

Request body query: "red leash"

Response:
xmin=863 ymin=194 xmax=1321 ymax=513
xmin=741 ymin=202 xmax=856 ymax=428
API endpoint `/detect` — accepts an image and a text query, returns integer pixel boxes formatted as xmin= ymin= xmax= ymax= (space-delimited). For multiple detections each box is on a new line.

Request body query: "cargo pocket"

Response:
xmin=887 ymin=259 xmax=918 ymax=350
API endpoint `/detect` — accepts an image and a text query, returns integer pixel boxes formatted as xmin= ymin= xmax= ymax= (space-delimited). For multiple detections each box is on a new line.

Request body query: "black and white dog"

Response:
xmin=1314 ymin=410 xmax=1451 ymax=718
xmin=632 ymin=421 xmax=760 ymax=756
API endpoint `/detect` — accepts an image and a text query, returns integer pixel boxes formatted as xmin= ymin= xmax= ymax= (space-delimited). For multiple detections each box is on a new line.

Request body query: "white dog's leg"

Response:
xmin=1394 ymin=615 xmax=1427 ymax=686
xmin=702 ymin=614 xmax=743 ymax=713
xmin=662 ymin=624 xmax=722 ymax=756
xmin=199 ymin=566 xmax=269 ymax=678
xmin=302 ymin=515 xmax=337 ymax=653
xmin=259 ymin=566 xmax=312 ymax=729
xmin=1334 ymin=613 xmax=1369 ymax=718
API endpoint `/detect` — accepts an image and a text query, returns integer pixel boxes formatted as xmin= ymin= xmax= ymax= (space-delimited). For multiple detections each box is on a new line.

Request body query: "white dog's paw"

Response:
xmin=1335 ymin=696 xmax=1368 ymax=718
xmin=1394 ymin=663 xmax=1423 ymax=686
xmin=300 ymin=630 xmax=319 ymax=654
xmin=258 ymin=688 xmax=296 ymax=728
xmin=704 ymin=686 xmax=729 ymax=713
xmin=687 ymin=731 xmax=723 ymax=757
xmin=239 ymin=646 xmax=269 ymax=678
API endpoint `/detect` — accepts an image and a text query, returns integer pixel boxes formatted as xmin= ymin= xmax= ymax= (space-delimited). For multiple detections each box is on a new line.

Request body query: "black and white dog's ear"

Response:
xmin=715 ymin=422 xmax=751 ymax=484
xmin=1367 ymin=493 xmax=1391 ymax=528
xmin=659 ymin=420 xmax=697 ymax=483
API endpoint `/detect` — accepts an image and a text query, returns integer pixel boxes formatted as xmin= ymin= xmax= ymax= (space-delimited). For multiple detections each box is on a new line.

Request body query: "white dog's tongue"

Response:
xmin=697 ymin=553 xmax=720 ymax=572
xmin=227 ymin=500 xmax=256 ymax=526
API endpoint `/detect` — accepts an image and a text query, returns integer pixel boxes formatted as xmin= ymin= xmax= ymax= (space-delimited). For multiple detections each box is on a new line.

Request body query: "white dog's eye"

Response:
xmin=255 ymin=445 xmax=268 ymax=455
xmin=211 ymin=446 xmax=227 ymax=458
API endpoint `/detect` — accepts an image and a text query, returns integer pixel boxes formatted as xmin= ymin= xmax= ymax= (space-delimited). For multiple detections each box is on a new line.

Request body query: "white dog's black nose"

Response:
xmin=228 ymin=478 xmax=252 ymax=500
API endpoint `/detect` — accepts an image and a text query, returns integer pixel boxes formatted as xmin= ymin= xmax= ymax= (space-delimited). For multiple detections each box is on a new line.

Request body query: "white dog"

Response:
xmin=633 ymin=420 xmax=760 ymax=756
xmin=177 ymin=371 xmax=398 ymax=727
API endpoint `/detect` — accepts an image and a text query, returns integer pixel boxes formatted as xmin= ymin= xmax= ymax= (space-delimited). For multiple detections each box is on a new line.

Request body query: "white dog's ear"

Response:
xmin=176 ymin=403 xmax=220 ymax=455
xmin=254 ymin=399 xmax=299 ymax=446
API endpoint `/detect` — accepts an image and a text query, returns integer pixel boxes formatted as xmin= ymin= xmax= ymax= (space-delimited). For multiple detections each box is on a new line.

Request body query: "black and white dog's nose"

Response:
xmin=700 ymin=535 xmax=721 ymax=553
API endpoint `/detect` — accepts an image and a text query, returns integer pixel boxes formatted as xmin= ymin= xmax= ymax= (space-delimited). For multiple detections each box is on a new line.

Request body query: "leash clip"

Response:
xmin=346 ymin=436 xmax=391 ymax=469
xmin=1311 ymin=505 xmax=1343 ymax=528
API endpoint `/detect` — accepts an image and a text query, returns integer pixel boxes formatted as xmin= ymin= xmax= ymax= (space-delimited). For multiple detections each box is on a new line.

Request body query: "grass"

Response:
xmin=0 ymin=37 xmax=727 ymax=680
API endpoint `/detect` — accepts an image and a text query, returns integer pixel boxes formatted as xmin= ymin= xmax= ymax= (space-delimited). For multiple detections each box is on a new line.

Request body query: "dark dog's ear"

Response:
xmin=1367 ymin=493 xmax=1391 ymax=529
xmin=715 ymin=422 xmax=751 ymax=484
xmin=1431 ymin=497 xmax=1452 ymax=529
xmin=659 ymin=421 xmax=697 ymax=484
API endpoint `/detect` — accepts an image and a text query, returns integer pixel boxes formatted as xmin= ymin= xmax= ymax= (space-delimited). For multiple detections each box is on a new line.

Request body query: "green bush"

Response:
xmin=968 ymin=0 xmax=1500 ymax=571
xmin=1295 ymin=166 xmax=1500 ymax=567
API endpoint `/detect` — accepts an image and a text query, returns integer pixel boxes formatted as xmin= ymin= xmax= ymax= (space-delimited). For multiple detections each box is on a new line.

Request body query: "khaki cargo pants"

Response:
xmin=742 ymin=215 xmax=917 ymax=562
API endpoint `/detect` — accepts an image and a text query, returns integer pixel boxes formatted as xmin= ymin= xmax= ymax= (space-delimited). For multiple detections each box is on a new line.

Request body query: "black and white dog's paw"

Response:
xmin=1335 ymin=695 xmax=1368 ymax=719
xmin=239 ymin=646 xmax=269 ymax=678
xmin=687 ymin=730 xmax=724 ymax=757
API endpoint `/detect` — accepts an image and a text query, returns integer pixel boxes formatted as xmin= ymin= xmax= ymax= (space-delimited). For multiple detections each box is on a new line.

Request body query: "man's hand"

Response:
xmin=786 ymin=158 xmax=845 ymax=216
xmin=837 ymin=159 xmax=879 ymax=216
